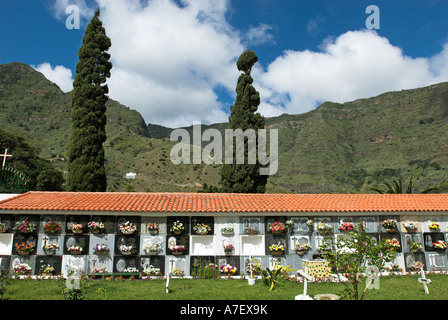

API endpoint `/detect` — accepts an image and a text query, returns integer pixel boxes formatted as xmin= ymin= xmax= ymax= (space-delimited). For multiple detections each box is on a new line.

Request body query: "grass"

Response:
xmin=3 ymin=273 xmax=448 ymax=300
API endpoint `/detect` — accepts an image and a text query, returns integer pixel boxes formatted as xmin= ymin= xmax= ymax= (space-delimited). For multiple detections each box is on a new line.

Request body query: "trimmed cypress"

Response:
xmin=67 ymin=8 xmax=112 ymax=192
xmin=220 ymin=50 xmax=267 ymax=193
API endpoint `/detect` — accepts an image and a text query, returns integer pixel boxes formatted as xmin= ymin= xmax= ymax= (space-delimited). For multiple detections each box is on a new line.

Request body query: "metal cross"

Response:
xmin=1 ymin=149 xmax=12 ymax=167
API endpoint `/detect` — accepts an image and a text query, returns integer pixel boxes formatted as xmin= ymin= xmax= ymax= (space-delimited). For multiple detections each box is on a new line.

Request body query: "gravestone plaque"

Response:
xmin=240 ymin=256 xmax=264 ymax=275
xmin=167 ymin=217 xmax=190 ymax=236
xmin=357 ymin=217 xmax=378 ymax=233
xmin=190 ymin=217 xmax=214 ymax=235
xmin=423 ymin=232 xmax=445 ymax=251
xmin=89 ymin=254 xmax=113 ymax=274
xmin=404 ymin=252 xmax=426 ymax=271
xmin=36 ymin=256 xmax=62 ymax=275
xmin=13 ymin=233 xmax=37 ymax=255
xmin=89 ymin=215 xmax=115 ymax=234
xmin=240 ymin=235 xmax=264 ymax=255
xmin=0 ymin=255 xmax=11 ymax=272
xmin=115 ymin=234 xmax=139 ymax=255
xmin=265 ymin=233 xmax=287 ymax=255
xmin=142 ymin=217 xmax=166 ymax=234
xmin=402 ymin=233 xmax=423 ymax=253
xmin=61 ymin=255 xmax=87 ymax=277
xmin=240 ymin=217 xmax=263 ymax=235
xmin=165 ymin=256 xmax=188 ymax=276
xmin=11 ymin=255 xmax=36 ymax=275
xmin=63 ymin=234 xmax=89 ymax=255
xmin=141 ymin=235 xmax=165 ymax=255
xmin=289 ymin=218 xmax=312 ymax=233
xmin=380 ymin=216 xmax=400 ymax=233
xmin=380 ymin=233 xmax=402 ymax=252
xmin=265 ymin=216 xmax=287 ymax=233
xmin=290 ymin=235 xmax=311 ymax=255
xmin=190 ymin=256 xmax=215 ymax=277
xmin=37 ymin=234 xmax=63 ymax=255
xmin=426 ymin=252 xmax=447 ymax=271
xmin=66 ymin=215 xmax=90 ymax=234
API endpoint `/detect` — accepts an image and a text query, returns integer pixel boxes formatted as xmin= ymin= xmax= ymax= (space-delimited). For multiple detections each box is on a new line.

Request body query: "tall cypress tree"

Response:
xmin=67 ymin=8 xmax=112 ymax=192
xmin=220 ymin=50 xmax=267 ymax=193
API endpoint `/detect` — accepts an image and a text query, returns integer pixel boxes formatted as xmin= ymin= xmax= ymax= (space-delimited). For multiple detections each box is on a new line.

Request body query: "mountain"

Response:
xmin=1 ymin=62 xmax=447 ymax=193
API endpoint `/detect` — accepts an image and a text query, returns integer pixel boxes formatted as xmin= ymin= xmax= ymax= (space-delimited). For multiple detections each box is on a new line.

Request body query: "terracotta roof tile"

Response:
xmin=0 ymin=192 xmax=447 ymax=214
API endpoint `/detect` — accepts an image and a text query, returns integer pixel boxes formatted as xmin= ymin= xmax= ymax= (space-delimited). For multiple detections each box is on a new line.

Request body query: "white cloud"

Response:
xmin=98 ymin=0 xmax=243 ymax=128
xmin=257 ymin=30 xmax=448 ymax=117
xmin=33 ymin=63 xmax=74 ymax=93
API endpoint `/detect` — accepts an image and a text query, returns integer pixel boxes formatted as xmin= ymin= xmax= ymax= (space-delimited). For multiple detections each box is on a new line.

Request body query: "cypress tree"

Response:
xmin=220 ymin=50 xmax=267 ymax=193
xmin=67 ymin=8 xmax=112 ymax=192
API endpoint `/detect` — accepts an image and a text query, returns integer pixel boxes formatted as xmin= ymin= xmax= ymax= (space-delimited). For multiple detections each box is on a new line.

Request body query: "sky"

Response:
xmin=1 ymin=0 xmax=448 ymax=128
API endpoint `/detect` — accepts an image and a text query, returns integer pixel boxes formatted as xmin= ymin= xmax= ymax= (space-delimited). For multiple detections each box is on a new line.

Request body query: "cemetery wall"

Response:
xmin=0 ymin=212 xmax=447 ymax=277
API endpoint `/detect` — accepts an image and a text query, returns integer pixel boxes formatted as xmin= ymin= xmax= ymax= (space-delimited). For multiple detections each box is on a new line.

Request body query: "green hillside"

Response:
xmin=1 ymin=62 xmax=447 ymax=193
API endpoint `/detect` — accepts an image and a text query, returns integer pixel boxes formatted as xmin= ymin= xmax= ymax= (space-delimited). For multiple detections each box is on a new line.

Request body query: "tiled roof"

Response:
xmin=0 ymin=191 xmax=447 ymax=213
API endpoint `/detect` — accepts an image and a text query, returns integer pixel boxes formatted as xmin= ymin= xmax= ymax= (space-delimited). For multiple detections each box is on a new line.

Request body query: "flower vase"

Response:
xmin=72 ymin=229 xmax=82 ymax=234
xmin=386 ymin=229 xmax=396 ymax=233
xmin=174 ymin=231 xmax=182 ymax=235
xmin=172 ymin=251 xmax=183 ymax=255
xmin=18 ymin=251 xmax=30 ymax=256
xmin=91 ymin=229 xmax=100 ymax=234
xmin=45 ymin=250 xmax=55 ymax=256
xmin=149 ymin=230 xmax=158 ymax=236
xmin=70 ymin=250 xmax=82 ymax=255
xmin=271 ymin=230 xmax=283 ymax=234
xmin=271 ymin=250 xmax=283 ymax=256
xmin=296 ymin=250 xmax=306 ymax=256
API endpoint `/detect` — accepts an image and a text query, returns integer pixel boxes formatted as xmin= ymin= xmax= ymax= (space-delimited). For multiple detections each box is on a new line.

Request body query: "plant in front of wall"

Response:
xmin=193 ymin=223 xmax=211 ymax=235
xmin=119 ymin=221 xmax=137 ymax=234
xmin=170 ymin=221 xmax=184 ymax=234
xmin=433 ymin=240 xmax=446 ymax=251
xmin=43 ymin=221 xmax=61 ymax=233
xmin=68 ymin=244 xmax=83 ymax=254
xmin=14 ymin=242 xmax=35 ymax=255
xmin=409 ymin=240 xmax=423 ymax=253
xmin=251 ymin=259 xmax=296 ymax=291
xmin=88 ymin=221 xmax=105 ymax=233
xmin=13 ymin=220 xmax=36 ymax=234
xmin=428 ymin=222 xmax=440 ymax=231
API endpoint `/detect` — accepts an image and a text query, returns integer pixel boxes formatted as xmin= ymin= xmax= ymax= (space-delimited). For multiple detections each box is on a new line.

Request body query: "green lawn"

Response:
xmin=3 ymin=273 xmax=448 ymax=300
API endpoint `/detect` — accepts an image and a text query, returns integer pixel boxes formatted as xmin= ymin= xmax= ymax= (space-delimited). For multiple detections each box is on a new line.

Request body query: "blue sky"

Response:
xmin=1 ymin=0 xmax=448 ymax=127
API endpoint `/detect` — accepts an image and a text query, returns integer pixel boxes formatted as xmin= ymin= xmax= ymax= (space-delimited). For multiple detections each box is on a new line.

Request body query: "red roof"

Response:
xmin=0 ymin=191 xmax=447 ymax=213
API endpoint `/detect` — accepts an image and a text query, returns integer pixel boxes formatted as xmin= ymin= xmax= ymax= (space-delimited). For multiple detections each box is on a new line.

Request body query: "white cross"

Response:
xmin=166 ymin=258 xmax=176 ymax=294
xmin=1 ymin=149 xmax=12 ymax=167
xmin=418 ymin=267 xmax=431 ymax=294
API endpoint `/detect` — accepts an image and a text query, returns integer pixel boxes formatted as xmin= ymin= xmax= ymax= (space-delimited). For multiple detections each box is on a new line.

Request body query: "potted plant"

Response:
xmin=268 ymin=221 xmax=286 ymax=234
xmin=428 ymin=222 xmax=440 ymax=232
xmin=269 ymin=244 xmax=285 ymax=255
xmin=409 ymin=240 xmax=423 ymax=253
xmin=88 ymin=221 xmax=105 ymax=234
xmin=43 ymin=243 xmax=59 ymax=256
xmin=43 ymin=220 xmax=61 ymax=234
xmin=294 ymin=243 xmax=311 ymax=256
xmin=381 ymin=219 xmax=398 ymax=233
xmin=14 ymin=242 xmax=35 ymax=255
xmin=338 ymin=222 xmax=354 ymax=233
xmin=119 ymin=244 xmax=136 ymax=255
xmin=93 ymin=243 xmax=110 ymax=255
xmin=119 ymin=221 xmax=137 ymax=234
xmin=13 ymin=263 xmax=32 ymax=276
xmin=0 ymin=223 xmax=7 ymax=233
xmin=169 ymin=245 xmax=186 ymax=255
xmin=223 ymin=243 xmax=234 ymax=255
xmin=245 ymin=226 xmax=258 ymax=234
xmin=404 ymin=222 xmax=418 ymax=232
xmin=433 ymin=240 xmax=446 ymax=251
xmin=14 ymin=220 xmax=36 ymax=234
xmin=193 ymin=223 xmax=211 ymax=235
xmin=147 ymin=223 xmax=159 ymax=235
xmin=384 ymin=238 xmax=401 ymax=251
xmin=220 ymin=264 xmax=237 ymax=277
xmin=221 ymin=227 xmax=234 ymax=236
xmin=68 ymin=244 xmax=83 ymax=255
xmin=170 ymin=221 xmax=184 ymax=235
xmin=71 ymin=223 xmax=83 ymax=234
xmin=317 ymin=222 xmax=332 ymax=235
xmin=144 ymin=242 xmax=162 ymax=255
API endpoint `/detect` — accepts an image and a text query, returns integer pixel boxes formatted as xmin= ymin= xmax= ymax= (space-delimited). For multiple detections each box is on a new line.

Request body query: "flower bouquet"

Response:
xmin=15 ymin=242 xmax=35 ymax=255
xmin=193 ymin=223 xmax=211 ymax=235
xmin=93 ymin=243 xmax=110 ymax=255
xmin=147 ymin=223 xmax=159 ymax=235
xmin=294 ymin=243 xmax=311 ymax=256
xmin=221 ymin=227 xmax=234 ymax=236
xmin=433 ymin=240 xmax=446 ymax=251
xmin=338 ymin=222 xmax=354 ymax=232
xmin=43 ymin=221 xmax=61 ymax=234
xmin=71 ymin=223 xmax=83 ymax=234
xmin=269 ymin=244 xmax=285 ymax=255
xmin=0 ymin=223 xmax=7 ymax=233
xmin=143 ymin=265 xmax=161 ymax=277
xmin=169 ymin=245 xmax=186 ymax=255
xmin=223 ymin=243 xmax=234 ymax=255
xmin=88 ymin=221 xmax=105 ymax=234
xmin=170 ymin=268 xmax=185 ymax=277
xmin=144 ymin=242 xmax=162 ymax=255
xmin=68 ymin=245 xmax=83 ymax=255
xmin=409 ymin=240 xmax=423 ymax=253
xmin=120 ymin=221 xmax=137 ymax=234
xmin=13 ymin=263 xmax=32 ymax=275
xmin=381 ymin=219 xmax=398 ymax=232
xmin=119 ymin=244 xmax=136 ymax=255
xmin=14 ymin=220 xmax=36 ymax=234
xmin=409 ymin=261 xmax=424 ymax=272
xmin=384 ymin=238 xmax=401 ymax=251
xmin=220 ymin=264 xmax=237 ymax=276
xmin=93 ymin=266 xmax=107 ymax=274
xmin=387 ymin=264 xmax=402 ymax=273
xmin=170 ymin=220 xmax=184 ymax=234
xmin=40 ymin=264 xmax=55 ymax=276
xmin=268 ymin=221 xmax=286 ymax=234
xmin=317 ymin=222 xmax=332 ymax=235
xmin=404 ymin=222 xmax=418 ymax=232
xmin=43 ymin=243 xmax=59 ymax=255
xmin=428 ymin=222 xmax=440 ymax=231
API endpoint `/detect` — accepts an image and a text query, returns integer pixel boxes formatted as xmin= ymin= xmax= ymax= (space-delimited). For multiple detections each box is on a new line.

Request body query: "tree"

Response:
xmin=220 ymin=50 xmax=267 ymax=193
xmin=370 ymin=175 xmax=439 ymax=194
xmin=67 ymin=8 xmax=112 ymax=192
xmin=319 ymin=221 xmax=397 ymax=300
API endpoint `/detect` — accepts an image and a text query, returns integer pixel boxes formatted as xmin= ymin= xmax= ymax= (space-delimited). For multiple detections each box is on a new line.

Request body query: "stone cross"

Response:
xmin=1 ymin=149 xmax=12 ymax=167
xmin=418 ymin=267 xmax=431 ymax=294
xmin=42 ymin=236 xmax=49 ymax=247
xmin=295 ymin=266 xmax=313 ymax=300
